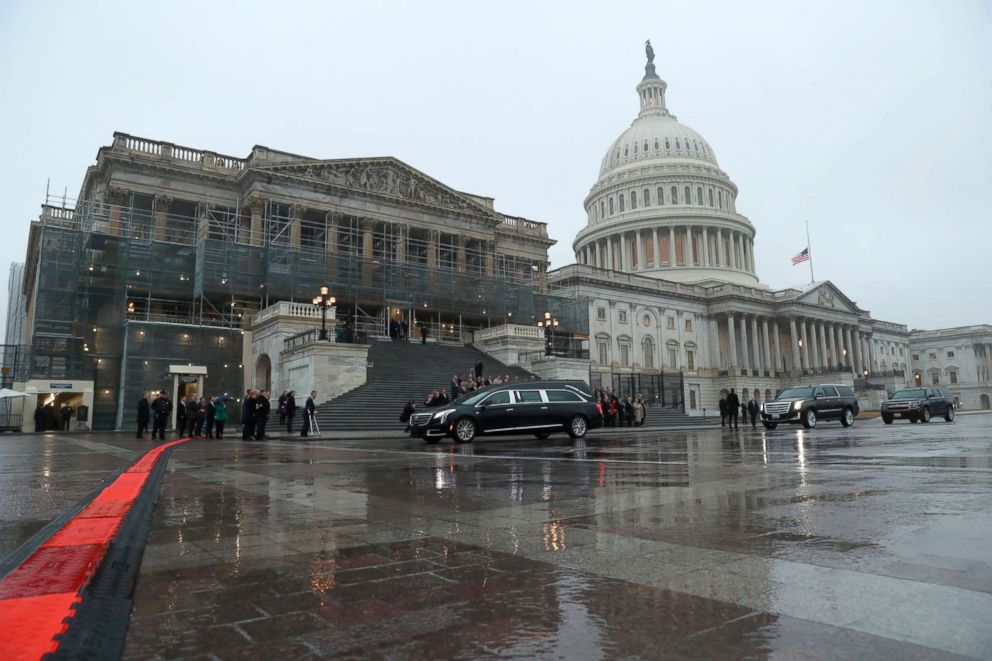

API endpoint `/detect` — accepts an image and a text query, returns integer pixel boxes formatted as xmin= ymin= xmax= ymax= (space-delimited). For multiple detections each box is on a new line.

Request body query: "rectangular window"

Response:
xmin=912 ymin=354 xmax=919 ymax=361
xmin=667 ymin=317 xmax=675 ymax=330
xmin=618 ymin=310 xmax=628 ymax=323
xmin=597 ymin=307 xmax=606 ymax=321
xmin=620 ymin=344 xmax=630 ymax=367
xmin=668 ymin=348 xmax=677 ymax=369
xmin=931 ymin=372 xmax=940 ymax=385
xmin=685 ymin=319 xmax=693 ymax=331
xmin=947 ymin=351 xmax=955 ymax=358
xmin=950 ymin=371 xmax=958 ymax=384
xmin=689 ymin=389 xmax=697 ymax=409
xmin=929 ymin=352 xmax=937 ymax=360
xmin=598 ymin=342 xmax=608 ymax=365
xmin=687 ymin=350 xmax=695 ymax=370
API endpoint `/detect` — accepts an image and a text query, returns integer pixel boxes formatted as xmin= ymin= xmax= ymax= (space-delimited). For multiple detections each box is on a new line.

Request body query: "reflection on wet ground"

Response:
xmin=3 ymin=416 xmax=992 ymax=658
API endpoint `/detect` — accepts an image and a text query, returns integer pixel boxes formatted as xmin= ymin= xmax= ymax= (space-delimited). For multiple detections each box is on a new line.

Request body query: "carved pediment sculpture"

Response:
xmin=817 ymin=289 xmax=836 ymax=309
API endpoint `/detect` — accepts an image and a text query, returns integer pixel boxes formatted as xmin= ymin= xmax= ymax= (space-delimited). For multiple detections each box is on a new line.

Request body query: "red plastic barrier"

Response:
xmin=0 ymin=438 xmax=191 ymax=659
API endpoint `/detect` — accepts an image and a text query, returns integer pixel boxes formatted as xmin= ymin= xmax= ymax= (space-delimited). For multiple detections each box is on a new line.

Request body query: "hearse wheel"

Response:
xmin=454 ymin=418 xmax=476 ymax=443
xmin=567 ymin=415 xmax=588 ymax=439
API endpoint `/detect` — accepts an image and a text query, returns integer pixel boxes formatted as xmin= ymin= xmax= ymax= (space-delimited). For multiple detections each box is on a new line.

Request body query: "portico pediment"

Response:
xmin=251 ymin=157 xmax=498 ymax=220
xmin=793 ymin=282 xmax=858 ymax=314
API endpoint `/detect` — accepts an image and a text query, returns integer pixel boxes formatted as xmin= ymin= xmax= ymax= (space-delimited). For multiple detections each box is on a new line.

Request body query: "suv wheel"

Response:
xmin=801 ymin=409 xmax=817 ymax=429
xmin=567 ymin=415 xmax=588 ymax=439
xmin=920 ymin=407 xmax=931 ymax=424
xmin=944 ymin=407 xmax=955 ymax=423
xmin=454 ymin=418 xmax=476 ymax=443
xmin=840 ymin=408 xmax=855 ymax=428
xmin=881 ymin=414 xmax=893 ymax=424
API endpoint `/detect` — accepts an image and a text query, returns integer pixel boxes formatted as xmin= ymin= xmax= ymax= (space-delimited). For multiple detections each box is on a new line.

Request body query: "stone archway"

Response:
xmin=981 ymin=394 xmax=991 ymax=410
xmin=255 ymin=354 xmax=272 ymax=391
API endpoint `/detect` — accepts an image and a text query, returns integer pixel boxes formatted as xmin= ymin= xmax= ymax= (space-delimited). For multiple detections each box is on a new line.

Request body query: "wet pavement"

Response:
xmin=3 ymin=416 xmax=992 ymax=659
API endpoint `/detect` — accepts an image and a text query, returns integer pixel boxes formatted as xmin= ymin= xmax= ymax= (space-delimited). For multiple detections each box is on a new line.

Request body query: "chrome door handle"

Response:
xmin=540 ymin=406 xmax=548 ymax=410
xmin=506 ymin=408 xmax=514 ymax=411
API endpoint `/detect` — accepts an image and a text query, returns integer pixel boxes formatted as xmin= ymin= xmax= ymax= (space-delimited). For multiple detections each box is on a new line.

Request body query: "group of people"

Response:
xmin=134 ymin=388 xmax=318 ymax=440
xmin=593 ymin=388 xmax=649 ymax=427
xmin=137 ymin=391 xmax=231 ymax=440
xmin=32 ymin=402 xmax=77 ymax=432
xmin=718 ymin=388 xmax=760 ymax=429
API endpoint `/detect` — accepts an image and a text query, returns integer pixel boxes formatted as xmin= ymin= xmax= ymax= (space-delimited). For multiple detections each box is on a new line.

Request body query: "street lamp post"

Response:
xmin=537 ymin=310 xmax=559 ymax=357
xmin=862 ymin=367 xmax=870 ymax=389
xmin=313 ymin=285 xmax=335 ymax=341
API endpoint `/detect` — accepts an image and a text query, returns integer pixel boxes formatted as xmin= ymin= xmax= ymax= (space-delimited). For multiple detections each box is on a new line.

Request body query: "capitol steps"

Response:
xmin=309 ymin=340 xmax=534 ymax=432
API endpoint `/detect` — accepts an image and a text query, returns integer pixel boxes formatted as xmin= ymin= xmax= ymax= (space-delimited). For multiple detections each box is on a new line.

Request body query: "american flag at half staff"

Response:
xmin=791 ymin=247 xmax=810 ymax=265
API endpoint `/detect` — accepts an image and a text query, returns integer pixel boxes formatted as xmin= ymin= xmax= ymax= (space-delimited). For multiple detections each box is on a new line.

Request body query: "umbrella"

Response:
xmin=213 ymin=394 xmax=234 ymax=402
xmin=0 ymin=388 xmax=29 ymax=399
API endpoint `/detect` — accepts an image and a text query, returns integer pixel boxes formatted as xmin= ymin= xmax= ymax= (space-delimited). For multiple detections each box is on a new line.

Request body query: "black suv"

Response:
xmin=408 ymin=380 xmax=603 ymax=444
xmin=760 ymin=384 xmax=860 ymax=429
xmin=881 ymin=387 xmax=955 ymax=424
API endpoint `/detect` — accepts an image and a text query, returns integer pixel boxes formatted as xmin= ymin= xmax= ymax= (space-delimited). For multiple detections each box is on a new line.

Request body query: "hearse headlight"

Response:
xmin=433 ymin=409 xmax=456 ymax=423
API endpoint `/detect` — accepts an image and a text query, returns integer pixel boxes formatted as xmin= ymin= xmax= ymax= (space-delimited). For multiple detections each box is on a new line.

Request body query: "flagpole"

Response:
xmin=805 ymin=220 xmax=815 ymax=284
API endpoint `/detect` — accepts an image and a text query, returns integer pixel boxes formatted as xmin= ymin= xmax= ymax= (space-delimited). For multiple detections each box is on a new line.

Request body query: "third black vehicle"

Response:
xmin=408 ymin=380 xmax=603 ymax=444
xmin=880 ymin=387 xmax=955 ymax=424
xmin=760 ymin=384 xmax=860 ymax=429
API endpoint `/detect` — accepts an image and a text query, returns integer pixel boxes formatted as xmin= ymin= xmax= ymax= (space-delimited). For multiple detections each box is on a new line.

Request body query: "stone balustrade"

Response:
xmin=250 ymin=301 xmax=335 ymax=328
xmin=112 ymin=132 xmax=246 ymax=172
xmin=472 ymin=324 xmax=542 ymax=342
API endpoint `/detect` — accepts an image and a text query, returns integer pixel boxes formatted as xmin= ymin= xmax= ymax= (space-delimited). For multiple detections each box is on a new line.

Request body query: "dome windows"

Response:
xmin=600 ymin=200 xmax=606 ymax=218
xmin=633 ymin=143 xmax=638 ymax=155
xmin=643 ymin=141 xmax=649 ymax=153
xmin=630 ymin=191 xmax=637 ymax=210
xmin=657 ymin=187 xmax=664 ymax=205
xmin=654 ymin=139 xmax=659 ymax=150
xmin=671 ymin=186 xmax=678 ymax=204
xmin=665 ymin=139 xmax=671 ymax=150
xmin=675 ymin=139 xmax=681 ymax=150
xmin=684 ymin=186 xmax=691 ymax=205
xmin=643 ymin=188 xmax=650 ymax=206
xmin=619 ymin=194 xmax=625 ymax=212
xmin=708 ymin=189 xmax=714 ymax=207
xmin=624 ymin=147 xmax=629 ymax=157
xmin=718 ymin=190 xmax=723 ymax=209
xmin=608 ymin=197 xmax=614 ymax=215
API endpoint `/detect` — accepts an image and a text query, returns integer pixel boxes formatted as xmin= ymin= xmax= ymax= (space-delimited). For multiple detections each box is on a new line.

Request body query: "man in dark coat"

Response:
xmin=278 ymin=390 xmax=288 ymax=425
xmin=150 ymin=391 xmax=172 ymax=440
xmin=255 ymin=390 xmax=271 ymax=439
xmin=420 ymin=323 xmax=429 ymax=344
xmin=474 ymin=360 xmax=483 ymax=379
xmin=241 ymin=390 xmax=256 ymax=440
xmin=185 ymin=397 xmax=200 ymax=436
xmin=727 ymin=388 xmax=740 ymax=430
xmin=285 ymin=390 xmax=297 ymax=433
xmin=718 ymin=393 xmax=728 ymax=427
xmin=60 ymin=403 xmax=74 ymax=431
xmin=300 ymin=390 xmax=317 ymax=437
xmin=747 ymin=394 xmax=760 ymax=428
xmin=136 ymin=394 xmax=150 ymax=438
xmin=34 ymin=404 xmax=46 ymax=432
xmin=176 ymin=396 xmax=188 ymax=436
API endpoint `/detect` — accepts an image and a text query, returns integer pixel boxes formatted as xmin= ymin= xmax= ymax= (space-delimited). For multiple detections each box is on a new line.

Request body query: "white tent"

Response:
xmin=0 ymin=388 xmax=29 ymax=399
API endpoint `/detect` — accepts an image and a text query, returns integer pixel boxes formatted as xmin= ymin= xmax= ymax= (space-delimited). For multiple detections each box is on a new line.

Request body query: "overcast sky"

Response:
xmin=1 ymin=0 xmax=989 ymax=331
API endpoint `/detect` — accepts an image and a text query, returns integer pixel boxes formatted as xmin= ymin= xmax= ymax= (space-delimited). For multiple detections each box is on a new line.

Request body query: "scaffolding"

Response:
xmin=27 ymin=194 xmax=589 ymax=429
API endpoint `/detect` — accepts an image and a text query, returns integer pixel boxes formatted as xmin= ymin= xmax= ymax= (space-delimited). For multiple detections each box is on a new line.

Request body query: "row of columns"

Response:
xmin=722 ymin=313 xmax=877 ymax=377
xmin=579 ymin=225 xmax=755 ymax=274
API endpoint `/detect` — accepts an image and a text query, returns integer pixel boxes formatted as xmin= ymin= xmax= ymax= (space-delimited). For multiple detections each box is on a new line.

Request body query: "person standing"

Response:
xmin=150 ymin=390 xmax=172 ymax=441
xmin=747 ymin=394 xmax=760 ymax=429
xmin=185 ymin=396 xmax=199 ymax=437
xmin=241 ymin=390 xmax=257 ymax=440
xmin=256 ymin=390 xmax=271 ymax=439
xmin=136 ymin=394 xmax=150 ymax=439
xmin=204 ymin=396 xmax=216 ymax=439
xmin=60 ymin=403 xmax=74 ymax=431
xmin=176 ymin=396 xmax=188 ymax=436
xmin=420 ymin=323 xmax=429 ymax=344
xmin=474 ymin=360 xmax=483 ymax=379
xmin=301 ymin=390 xmax=317 ymax=437
xmin=277 ymin=390 xmax=288 ymax=426
xmin=719 ymin=392 xmax=728 ymax=427
xmin=213 ymin=398 xmax=228 ymax=439
xmin=193 ymin=397 xmax=206 ymax=438
xmin=285 ymin=390 xmax=297 ymax=433
xmin=727 ymin=388 xmax=740 ymax=430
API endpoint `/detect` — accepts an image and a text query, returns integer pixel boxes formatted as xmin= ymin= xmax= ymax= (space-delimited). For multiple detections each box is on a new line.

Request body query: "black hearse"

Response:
xmin=408 ymin=380 xmax=603 ymax=444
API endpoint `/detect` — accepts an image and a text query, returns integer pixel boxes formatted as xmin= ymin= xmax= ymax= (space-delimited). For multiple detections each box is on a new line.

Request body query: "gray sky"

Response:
xmin=1 ymin=0 xmax=990 ymax=331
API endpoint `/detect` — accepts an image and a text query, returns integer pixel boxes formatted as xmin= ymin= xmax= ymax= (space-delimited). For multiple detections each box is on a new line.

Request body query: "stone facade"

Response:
xmin=279 ymin=341 xmax=368 ymax=403
xmin=909 ymin=325 xmax=992 ymax=410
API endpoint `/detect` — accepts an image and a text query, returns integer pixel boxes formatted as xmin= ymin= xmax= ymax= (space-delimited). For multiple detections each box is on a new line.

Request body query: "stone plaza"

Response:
xmin=2 ymin=416 xmax=991 ymax=658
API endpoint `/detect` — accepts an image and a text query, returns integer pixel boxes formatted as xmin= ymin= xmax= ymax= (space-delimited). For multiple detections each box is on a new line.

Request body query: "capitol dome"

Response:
xmin=573 ymin=45 xmax=759 ymax=287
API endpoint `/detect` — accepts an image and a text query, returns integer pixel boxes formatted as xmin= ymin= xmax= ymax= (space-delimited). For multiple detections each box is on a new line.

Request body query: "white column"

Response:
xmin=772 ymin=321 xmax=782 ymax=376
xmin=652 ymin=227 xmax=660 ymax=268
xmin=844 ymin=327 xmax=854 ymax=374
xmin=801 ymin=320 xmax=811 ymax=370
xmin=727 ymin=313 xmax=738 ymax=372
xmin=751 ymin=316 xmax=761 ymax=372
xmin=668 ymin=226 xmax=676 ymax=266
xmin=709 ymin=316 xmax=721 ymax=370
xmin=740 ymin=315 xmax=750 ymax=374
xmin=685 ymin=226 xmax=693 ymax=266
xmin=718 ymin=229 xmax=726 ymax=267
xmin=701 ymin=227 xmax=710 ymax=268
xmin=818 ymin=322 xmax=828 ymax=370
xmin=637 ymin=230 xmax=646 ymax=270
xmin=620 ymin=232 xmax=629 ymax=271
xmin=828 ymin=323 xmax=837 ymax=368
xmin=789 ymin=319 xmax=800 ymax=373
xmin=762 ymin=318 xmax=773 ymax=376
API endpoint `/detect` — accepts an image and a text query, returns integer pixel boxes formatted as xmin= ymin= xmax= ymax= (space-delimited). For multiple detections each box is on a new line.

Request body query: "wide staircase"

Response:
xmin=312 ymin=340 xmax=534 ymax=432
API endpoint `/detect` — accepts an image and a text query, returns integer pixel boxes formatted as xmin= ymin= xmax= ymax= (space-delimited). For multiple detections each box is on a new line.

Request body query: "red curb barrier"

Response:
xmin=0 ymin=438 xmax=191 ymax=660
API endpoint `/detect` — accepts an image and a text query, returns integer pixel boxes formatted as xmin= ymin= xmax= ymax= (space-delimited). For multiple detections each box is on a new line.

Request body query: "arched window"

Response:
xmin=633 ymin=143 xmax=638 ymax=154
xmin=718 ymin=190 xmax=723 ymax=209
xmin=624 ymin=147 xmax=629 ymax=157
xmin=742 ymin=388 xmax=749 ymax=400
xmin=671 ymin=186 xmax=678 ymax=204
xmin=657 ymin=187 xmax=664 ymax=205
xmin=764 ymin=388 xmax=772 ymax=401
xmin=708 ymin=189 xmax=714 ymax=206
xmin=630 ymin=191 xmax=637 ymax=210
xmin=667 ymin=340 xmax=679 ymax=369
xmin=619 ymin=194 xmax=625 ymax=212
xmin=608 ymin=198 xmax=614 ymax=215
xmin=643 ymin=189 xmax=651 ymax=206
xmin=675 ymin=139 xmax=681 ymax=150
xmin=643 ymin=142 xmax=648 ymax=152
xmin=684 ymin=186 xmax=691 ymax=205
xmin=600 ymin=201 xmax=605 ymax=218
xmin=697 ymin=187 xmax=703 ymax=205
xmin=665 ymin=139 xmax=671 ymax=150
xmin=643 ymin=336 xmax=655 ymax=369
xmin=654 ymin=139 xmax=659 ymax=150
